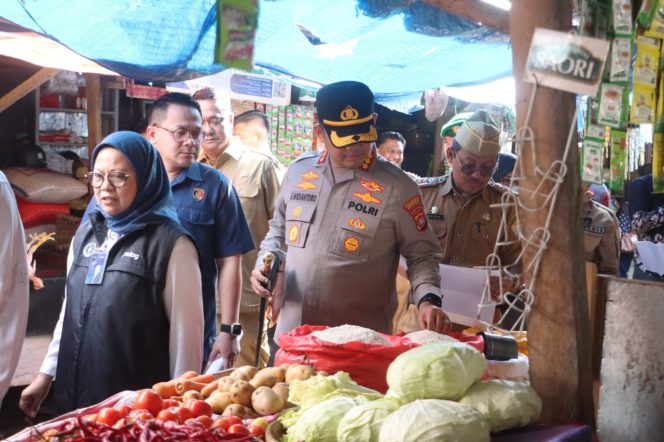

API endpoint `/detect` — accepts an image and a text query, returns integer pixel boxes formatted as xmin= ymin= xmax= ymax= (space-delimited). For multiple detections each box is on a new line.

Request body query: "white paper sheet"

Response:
xmin=439 ymin=264 xmax=497 ymax=327
xmin=636 ymin=241 xmax=664 ymax=275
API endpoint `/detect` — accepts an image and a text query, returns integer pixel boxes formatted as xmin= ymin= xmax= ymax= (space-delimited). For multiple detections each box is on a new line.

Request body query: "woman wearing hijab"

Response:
xmin=19 ymin=132 xmax=203 ymax=415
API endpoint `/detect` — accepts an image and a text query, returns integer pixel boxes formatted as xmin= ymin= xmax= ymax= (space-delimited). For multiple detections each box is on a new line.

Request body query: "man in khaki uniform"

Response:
xmin=582 ymin=190 xmax=620 ymax=275
xmin=251 ymin=81 xmax=450 ymax=342
xmin=193 ymin=88 xmax=282 ymax=367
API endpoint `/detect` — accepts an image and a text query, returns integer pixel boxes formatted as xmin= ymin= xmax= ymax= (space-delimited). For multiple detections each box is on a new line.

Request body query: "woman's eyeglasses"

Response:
xmin=86 ymin=172 xmax=131 ymax=188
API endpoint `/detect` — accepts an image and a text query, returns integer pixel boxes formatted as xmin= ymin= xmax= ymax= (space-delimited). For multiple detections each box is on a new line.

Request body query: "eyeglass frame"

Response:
xmin=152 ymin=124 xmax=205 ymax=143
xmin=452 ymin=150 xmax=497 ymax=177
xmin=86 ymin=171 xmax=132 ymax=188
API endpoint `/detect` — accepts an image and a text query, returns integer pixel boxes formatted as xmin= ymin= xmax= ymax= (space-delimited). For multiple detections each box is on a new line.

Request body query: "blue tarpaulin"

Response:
xmin=0 ymin=0 xmax=512 ymax=96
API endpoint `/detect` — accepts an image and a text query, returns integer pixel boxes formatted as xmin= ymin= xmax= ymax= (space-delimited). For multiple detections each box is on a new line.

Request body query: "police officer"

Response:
xmin=582 ymin=186 xmax=620 ymax=276
xmin=193 ymin=87 xmax=282 ymax=368
xmin=146 ymin=93 xmax=255 ymax=368
xmin=250 ymin=81 xmax=450 ymax=340
xmin=419 ymin=110 xmax=521 ymax=274
xmin=439 ymin=112 xmax=473 ymax=173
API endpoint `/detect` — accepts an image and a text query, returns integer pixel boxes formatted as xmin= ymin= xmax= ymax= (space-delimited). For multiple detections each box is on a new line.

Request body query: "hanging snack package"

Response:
xmin=579 ymin=0 xmax=595 ymax=36
xmin=630 ymin=84 xmax=657 ymax=124
xmin=582 ymin=138 xmax=605 ymax=184
xmin=645 ymin=1 xmax=664 ymax=39
xmin=654 ymin=72 xmax=664 ymax=193
xmin=586 ymin=99 xmax=606 ymax=140
xmin=598 ymin=83 xmax=627 ymax=128
xmin=611 ymin=0 xmax=633 ymax=36
xmin=609 ymin=37 xmax=632 ymax=83
xmin=609 ymin=130 xmax=628 ymax=193
xmin=214 ymin=0 xmax=258 ymax=70
xmin=638 ymin=0 xmax=659 ymax=29
xmin=633 ymin=36 xmax=661 ymax=88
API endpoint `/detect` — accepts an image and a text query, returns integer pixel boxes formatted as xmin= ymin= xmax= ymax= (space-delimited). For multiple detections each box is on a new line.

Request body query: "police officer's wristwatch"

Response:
xmin=417 ymin=293 xmax=443 ymax=308
xmin=220 ymin=323 xmax=242 ymax=336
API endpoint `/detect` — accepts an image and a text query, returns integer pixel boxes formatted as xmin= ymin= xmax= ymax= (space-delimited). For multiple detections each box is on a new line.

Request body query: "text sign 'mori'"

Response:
xmin=524 ymin=28 xmax=610 ymax=96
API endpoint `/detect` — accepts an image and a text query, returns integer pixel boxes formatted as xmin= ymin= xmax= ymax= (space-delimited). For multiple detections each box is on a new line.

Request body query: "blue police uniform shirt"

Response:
xmin=170 ymin=162 xmax=254 ymax=358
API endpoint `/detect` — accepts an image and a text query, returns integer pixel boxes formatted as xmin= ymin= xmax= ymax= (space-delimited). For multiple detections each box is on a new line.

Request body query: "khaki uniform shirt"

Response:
xmin=582 ymin=199 xmax=620 ymax=276
xmin=418 ymin=175 xmax=521 ymax=268
xmin=258 ymin=149 xmax=442 ymax=339
xmin=202 ymin=137 xmax=283 ymax=312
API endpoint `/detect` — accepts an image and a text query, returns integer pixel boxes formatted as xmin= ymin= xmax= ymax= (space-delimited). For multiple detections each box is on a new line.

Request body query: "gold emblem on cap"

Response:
xmin=340 ymin=105 xmax=360 ymax=121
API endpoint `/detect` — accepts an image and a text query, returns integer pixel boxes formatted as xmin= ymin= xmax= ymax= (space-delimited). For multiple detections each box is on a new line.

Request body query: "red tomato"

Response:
xmin=115 ymin=405 xmax=132 ymax=417
xmin=185 ymin=399 xmax=212 ymax=418
xmin=196 ymin=415 xmax=214 ymax=428
xmin=128 ymin=409 xmax=153 ymax=421
xmin=228 ymin=424 xmax=250 ymax=435
xmin=133 ymin=389 xmax=163 ymax=416
xmin=169 ymin=406 xmax=194 ymax=424
xmin=156 ymin=409 xmax=178 ymax=422
xmin=162 ymin=399 xmax=179 ymax=409
xmin=224 ymin=415 xmax=243 ymax=427
xmin=211 ymin=418 xmax=230 ymax=431
xmin=97 ymin=407 xmax=122 ymax=426
xmin=248 ymin=424 xmax=266 ymax=436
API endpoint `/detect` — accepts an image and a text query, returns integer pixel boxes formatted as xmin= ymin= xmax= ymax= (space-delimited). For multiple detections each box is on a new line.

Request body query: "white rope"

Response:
xmin=476 ymin=80 xmax=580 ymax=334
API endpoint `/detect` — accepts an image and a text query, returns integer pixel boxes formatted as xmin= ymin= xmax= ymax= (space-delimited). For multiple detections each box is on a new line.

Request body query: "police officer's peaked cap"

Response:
xmin=440 ymin=112 xmax=474 ymax=138
xmin=316 ymin=81 xmax=377 ymax=148
xmin=454 ymin=110 xmax=501 ymax=156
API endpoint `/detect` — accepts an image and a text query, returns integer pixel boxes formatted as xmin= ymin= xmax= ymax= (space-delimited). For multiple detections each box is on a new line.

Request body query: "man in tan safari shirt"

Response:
xmin=194 ymin=87 xmax=282 ymax=367
xmin=250 ymin=81 xmax=450 ymax=343
xmin=582 ymin=187 xmax=620 ymax=276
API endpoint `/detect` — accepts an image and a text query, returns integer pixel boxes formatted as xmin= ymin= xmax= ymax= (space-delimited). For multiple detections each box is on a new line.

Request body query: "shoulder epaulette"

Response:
xmin=414 ymin=176 xmax=447 ymax=187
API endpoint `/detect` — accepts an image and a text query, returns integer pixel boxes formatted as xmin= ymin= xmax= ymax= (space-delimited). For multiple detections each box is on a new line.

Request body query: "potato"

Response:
xmin=205 ymin=390 xmax=234 ymax=414
xmin=251 ymin=386 xmax=284 ymax=416
xmin=235 ymin=365 xmax=258 ymax=379
xmin=250 ymin=372 xmax=278 ymax=389
xmin=229 ymin=369 xmax=251 ymax=382
xmin=217 ymin=376 xmax=235 ymax=393
xmin=223 ymin=403 xmax=258 ymax=419
xmin=285 ymin=364 xmax=316 ymax=383
xmin=182 ymin=390 xmax=204 ymax=401
xmin=272 ymin=382 xmax=290 ymax=404
xmin=258 ymin=366 xmax=286 ymax=383
xmin=229 ymin=379 xmax=255 ymax=407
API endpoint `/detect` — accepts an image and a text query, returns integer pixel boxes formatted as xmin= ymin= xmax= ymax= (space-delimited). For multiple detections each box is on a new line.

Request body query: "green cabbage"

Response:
xmin=336 ymin=397 xmax=404 ymax=442
xmin=378 ymin=399 xmax=490 ymax=442
xmin=288 ymin=371 xmax=381 ymax=409
xmin=458 ymin=380 xmax=542 ymax=432
xmin=288 ymin=396 xmax=367 ymax=442
xmin=386 ymin=342 xmax=487 ymax=401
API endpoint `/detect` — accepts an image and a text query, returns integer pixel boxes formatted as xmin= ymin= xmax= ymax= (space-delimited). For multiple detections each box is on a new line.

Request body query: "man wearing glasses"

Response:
xmin=250 ymin=81 xmax=450 ymax=341
xmin=145 ymin=93 xmax=254 ymax=369
xmin=419 ymin=111 xmax=521 ymax=288
xmin=192 ymin=87 xmax=282 ymax=368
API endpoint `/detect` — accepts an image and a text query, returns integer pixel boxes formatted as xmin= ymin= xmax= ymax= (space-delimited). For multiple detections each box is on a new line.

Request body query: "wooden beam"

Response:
xmin=510 ymin=0 xmax=594 ymax=426
xmin=423 ymin=0 xmax=510 ymax=34
xmin=85 ymin=73 xmax=102 ymax=158
xmin=0 ymin=67 xmax=59 ymax=113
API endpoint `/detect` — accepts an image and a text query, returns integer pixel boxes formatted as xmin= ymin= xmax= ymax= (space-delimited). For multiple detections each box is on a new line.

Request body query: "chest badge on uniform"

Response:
xmin=193 ymin=187 xmax=206 ymax=202
xmin=301 ymin=170 xmax=320 ymax=181
xmin=348 ymin=216 xmax=366 ymax=230
xmin=83 ymin=242 xmax=97 ymax=258
xmin=482 ymin=212 xmax=491 ymax=221
xmin=353 ymin=191 xmax=381 ymax=204
xmin=359 ymin=179 xmax=385 ymax=193
xmin=289 ymin=224 xmax=300 ymax=242
xmin=296 ymin=181 xmax=318 ymax=190
xmin=292 ymin=206 xmax=303 ymax=218
xmin=428 ymin=205 xmax=443 ymax=220
xmin=344 ymin=236 xmax=360 ymax=252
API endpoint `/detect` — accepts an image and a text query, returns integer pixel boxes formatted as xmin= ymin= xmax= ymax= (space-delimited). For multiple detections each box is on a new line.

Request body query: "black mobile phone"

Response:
xmin=264 ymin=253 xmax=281 ymax=292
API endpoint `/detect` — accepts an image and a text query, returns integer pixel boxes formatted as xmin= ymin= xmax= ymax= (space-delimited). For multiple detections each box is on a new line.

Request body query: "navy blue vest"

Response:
xmin=54 ymin=217 xmax=184 ymax=412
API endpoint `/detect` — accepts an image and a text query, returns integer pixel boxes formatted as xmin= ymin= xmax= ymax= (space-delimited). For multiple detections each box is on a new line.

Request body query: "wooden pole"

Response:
xmin=510 ymin=0 xmax=594 ymax=426
xmin=85 ymin=73 xmax=102 ymax=158
xmin=0 ymin=68 xmax=59 ymax=113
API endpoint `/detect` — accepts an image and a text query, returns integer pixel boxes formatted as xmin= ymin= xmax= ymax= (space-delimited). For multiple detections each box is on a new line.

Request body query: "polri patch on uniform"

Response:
xmin=403 ymin=195 xmax=428 ymax=232
xmin=193 ymin=187 xmax=206 ymax=201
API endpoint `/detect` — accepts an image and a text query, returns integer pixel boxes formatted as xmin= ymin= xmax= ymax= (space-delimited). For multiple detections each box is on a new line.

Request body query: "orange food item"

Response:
xmin=201 ymin=380 xmax=219 ymax=398
xmin=153 ymin=381 xmax=178 ymax=398
xmin=174 ymin=380 xmax=207 ymax=395
xmin=179 ymin=371 xmax=199 ymax=380
xmin=189 ymin=374 xmax=215 ymax=384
